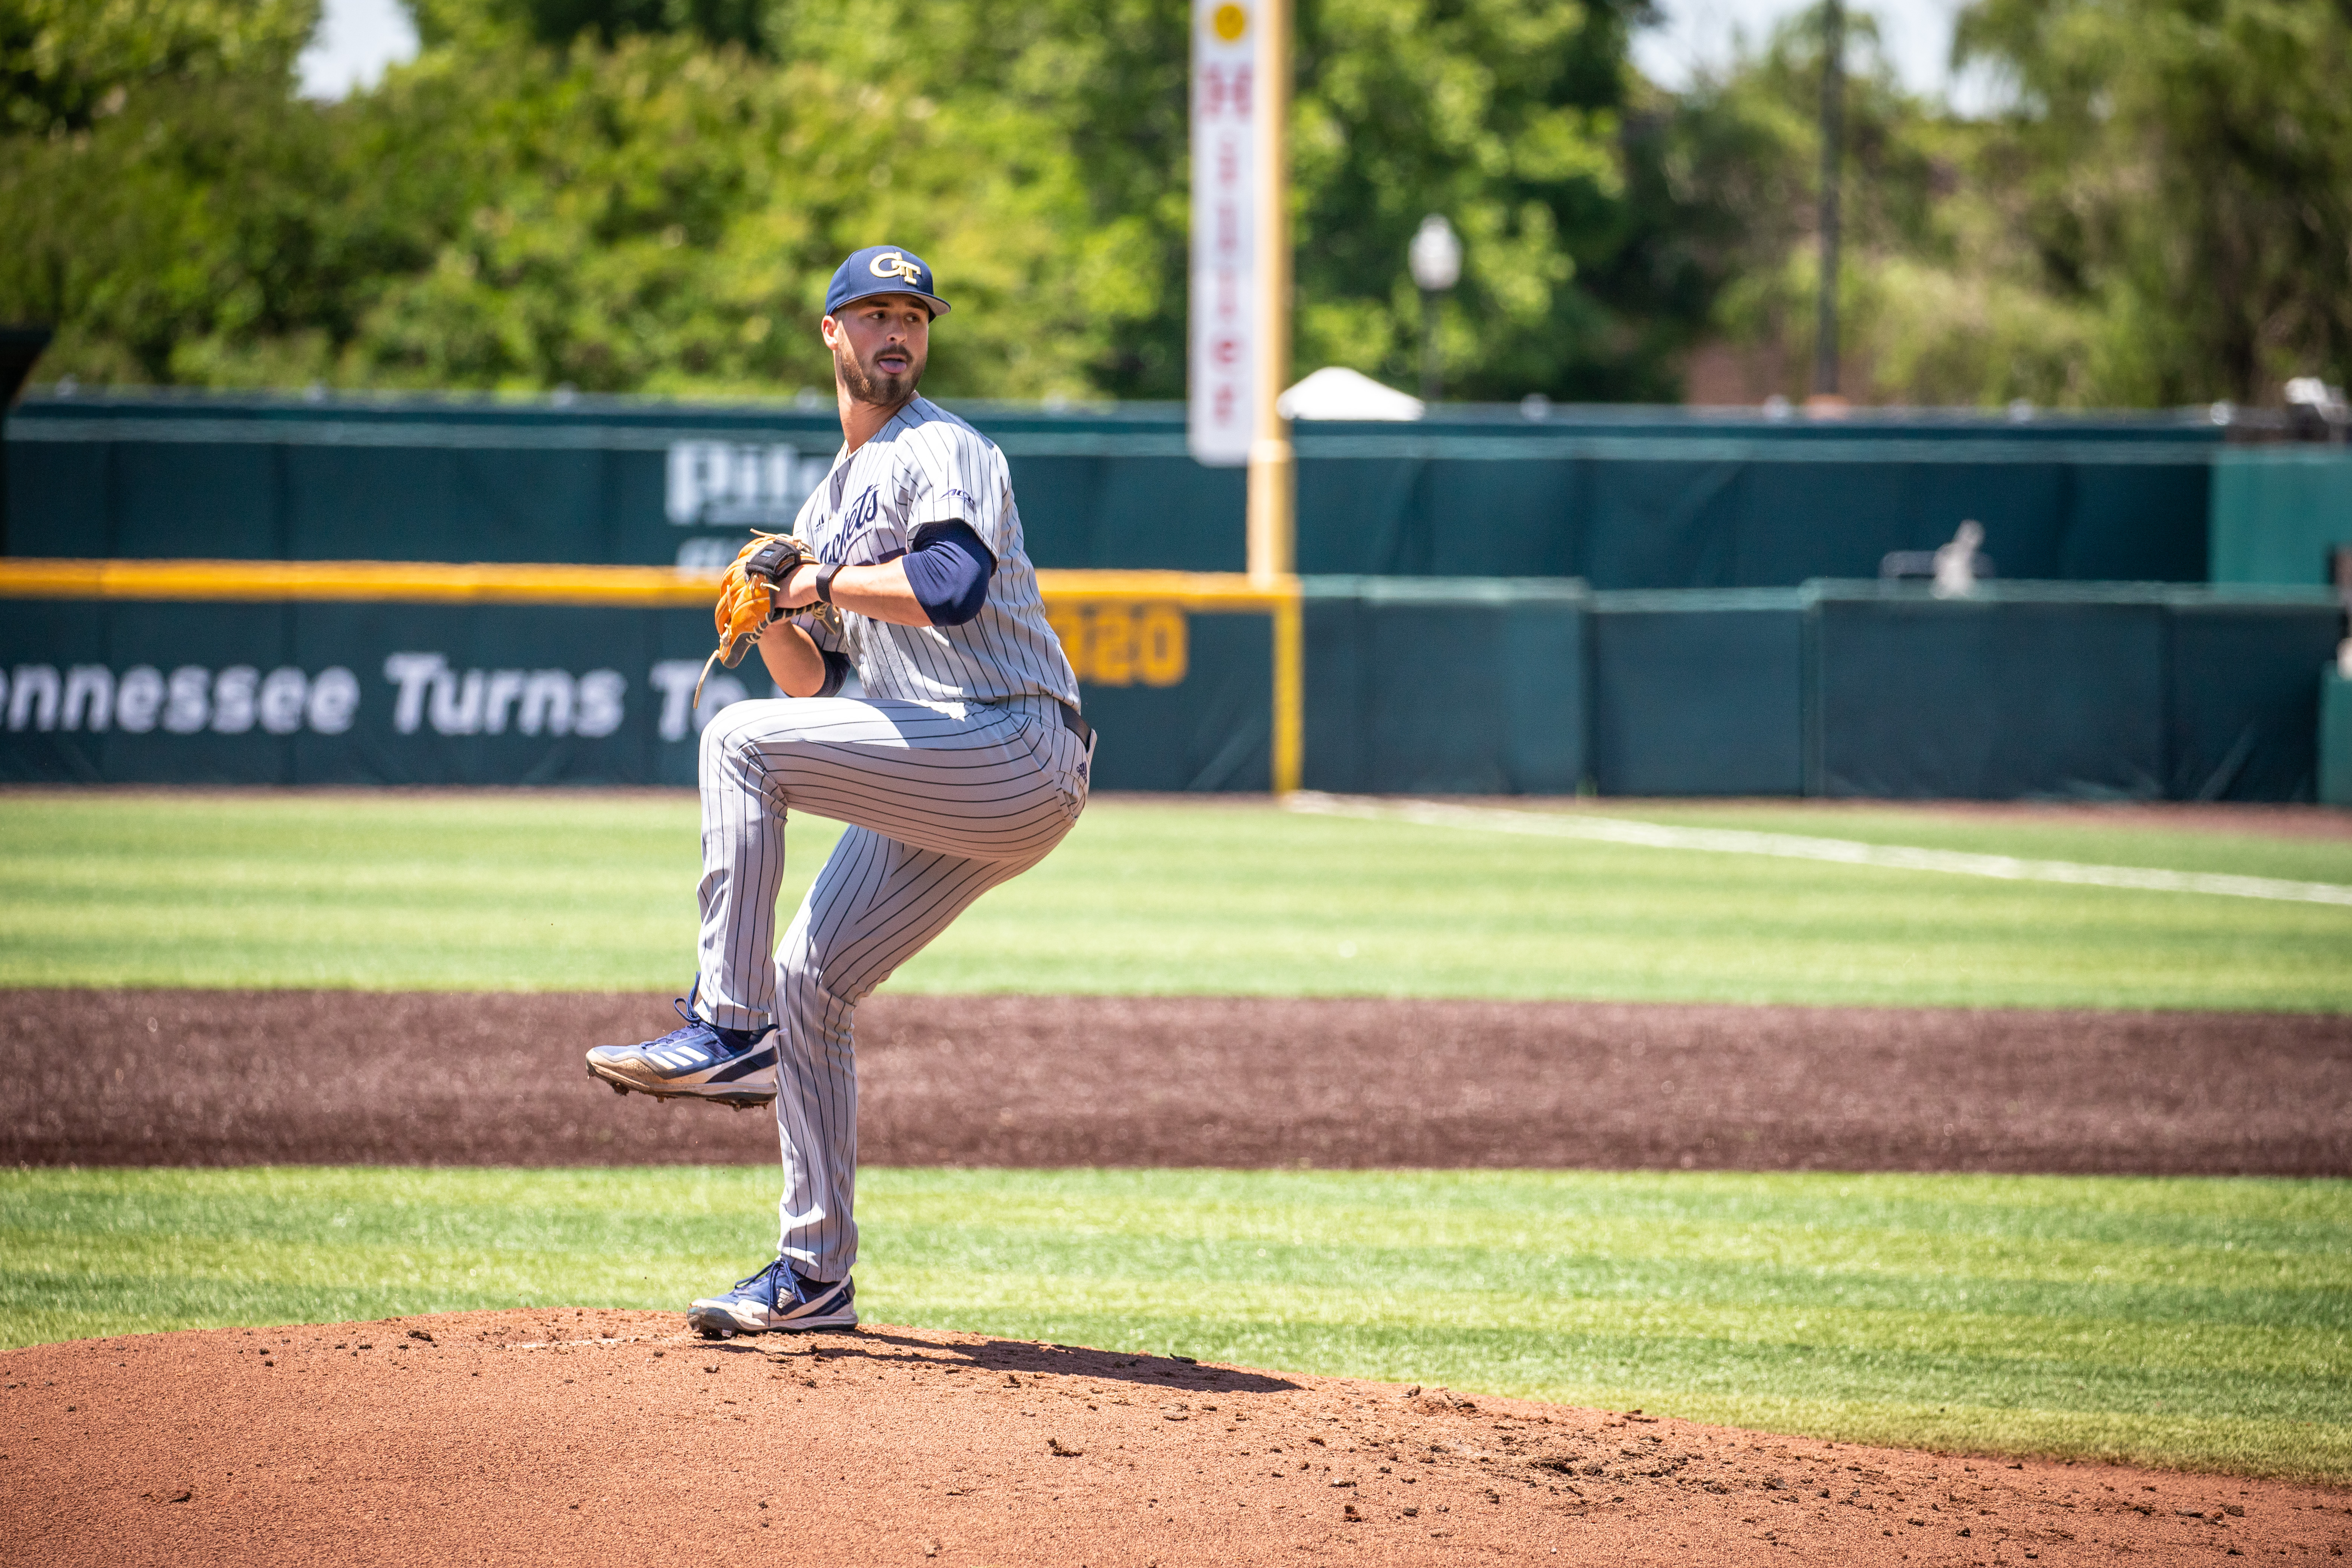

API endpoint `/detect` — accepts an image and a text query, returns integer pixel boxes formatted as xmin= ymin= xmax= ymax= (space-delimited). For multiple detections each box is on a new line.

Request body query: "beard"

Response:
xmin=836 ymin=340 xmax=924 ymax=407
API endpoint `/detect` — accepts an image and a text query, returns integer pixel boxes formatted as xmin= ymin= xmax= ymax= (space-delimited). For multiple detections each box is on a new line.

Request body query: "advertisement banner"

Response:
xmin=1188 ymin=0 xmax=1260 ymax=467
xmin=0 ymin=597 xmax=1277 ymax=792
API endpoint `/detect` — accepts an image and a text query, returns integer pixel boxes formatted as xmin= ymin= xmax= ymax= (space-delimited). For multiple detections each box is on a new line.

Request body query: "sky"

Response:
xmin=296 ymin=0 xmax=418 ymax=99
xmin=1632 ymin=0 xmax=1972 ymax=98
xmin=297 ymin=0 xmax=1978 ymax=104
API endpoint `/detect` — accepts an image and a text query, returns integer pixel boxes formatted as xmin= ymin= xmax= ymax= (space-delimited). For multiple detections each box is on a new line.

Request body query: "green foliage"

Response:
xmin=0 ymin=75 xmax=410 ymax=384
xmin=343 ymin=37 xmax=1119 ymax=396
xmin=785 ymin=0 xmax=1232 ymax=400
xmin=406 ymin=0 xmax=767 ymax=52
xmin=3 ymin=26 xmax=1129 ymax=394
xmin=1656 ymin=9 xmax=2096 ymax=405
xmin=1290 ymin=0 xmax=1672 ymax=400
xmin=0 ymin=0 xmax=314 ymax=134
xmin=0 ymin=0 xmax=1695 ymax=400
xmin=5 ymin=792 xmax=2350 ymax=1008
xmin=1675 ymin=0 xmax=2352 ymax=406
xmin=6 ymin=1165 xmax=2348 ymax=1481
xmin=1955 ymin=0 xmax=2352 ymax=405
xmin=5 ymin=0 xmax=2349 ymax=404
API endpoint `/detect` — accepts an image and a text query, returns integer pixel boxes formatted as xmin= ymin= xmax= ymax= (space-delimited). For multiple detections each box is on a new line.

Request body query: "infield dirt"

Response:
xmin=6 ymin=989 xmax=2345 ymax=1173
xmin=5 ymin=1309 xmax=2347 ymax=1568
xmin=10 ymin=988 xmax=2347 ymax=1561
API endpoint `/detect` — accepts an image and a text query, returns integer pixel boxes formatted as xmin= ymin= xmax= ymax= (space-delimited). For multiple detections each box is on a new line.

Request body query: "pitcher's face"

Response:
xmin=822 ymin=294 xmax=931 ymax=406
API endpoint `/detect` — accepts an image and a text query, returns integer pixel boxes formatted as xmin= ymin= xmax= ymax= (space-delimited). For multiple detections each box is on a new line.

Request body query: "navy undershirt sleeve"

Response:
xmin=813 ymin=649 xmax=851 ymax=699
xmin=901 ymin=519 xmax=995 ymax=626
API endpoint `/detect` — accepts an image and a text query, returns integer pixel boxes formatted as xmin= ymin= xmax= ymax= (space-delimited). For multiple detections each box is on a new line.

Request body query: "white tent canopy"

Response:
xmin=1276 ymin=366 xmax=1426 ymax=422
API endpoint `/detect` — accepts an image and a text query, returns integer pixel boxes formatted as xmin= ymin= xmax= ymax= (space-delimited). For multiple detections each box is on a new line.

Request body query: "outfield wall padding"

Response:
xmin=8 ymin=393 xmax=2218 ymax=588
xmin=3 ymin=576 xmax=2334 ymax=798
xmin=1804 ymin=583 xmax=2340 ymax=801
xmin=1074 ymin=611 xmax=1273 ymax=792
xmin=1302 ymin=578 xmax=1586 ymax=795
xmin=2210 ymin=448 xmax=2352 ymax=586
xmin=2166 ymin=600 xmax=2346 ymax=801
xmin=2324 ymin=669 xmax=2352 ymax=808
xmin=1586 ymin=590 xmax=1806 ymax=796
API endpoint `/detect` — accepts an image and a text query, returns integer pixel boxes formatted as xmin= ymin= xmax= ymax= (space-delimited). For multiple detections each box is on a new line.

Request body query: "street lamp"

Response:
xmin=1409 ymin=213 xmax=1461 ymax=404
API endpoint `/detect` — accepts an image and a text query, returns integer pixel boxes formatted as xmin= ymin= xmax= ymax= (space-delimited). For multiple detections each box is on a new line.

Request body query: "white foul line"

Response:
xmin=1282 ymin=792 xmax=2352 ymax=909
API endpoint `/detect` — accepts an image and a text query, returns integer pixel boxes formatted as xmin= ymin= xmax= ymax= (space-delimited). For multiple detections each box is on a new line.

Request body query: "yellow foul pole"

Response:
xmin=1246 ymin=0 xmax=1293 ymax=585
xmin=1247 ymin=0 xmax=1302 ymax=792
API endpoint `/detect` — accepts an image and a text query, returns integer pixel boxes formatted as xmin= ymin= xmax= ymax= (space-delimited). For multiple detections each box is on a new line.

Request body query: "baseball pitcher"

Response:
xmin=586 ymin=245 xmax=1093 ymax=1337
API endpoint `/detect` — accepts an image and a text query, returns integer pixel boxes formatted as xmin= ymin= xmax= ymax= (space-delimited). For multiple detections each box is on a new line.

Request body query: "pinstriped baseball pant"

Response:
xmin=695 ymin=695 xmax=1089 ymax=1282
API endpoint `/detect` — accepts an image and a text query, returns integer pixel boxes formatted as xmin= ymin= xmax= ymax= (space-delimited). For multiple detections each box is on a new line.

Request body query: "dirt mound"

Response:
xmin=4 ymin=990 xmax=2347 ymax=1174
xmin=3 ymin=1311 xmax=2344 ymax=1566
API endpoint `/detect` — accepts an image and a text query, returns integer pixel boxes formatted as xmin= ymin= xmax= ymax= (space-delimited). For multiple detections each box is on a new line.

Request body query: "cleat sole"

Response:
xmin=585 ymin=1059 xmax=774 ymax=1110
xmin=687 ymin=1303 xmax=859 ymax=1338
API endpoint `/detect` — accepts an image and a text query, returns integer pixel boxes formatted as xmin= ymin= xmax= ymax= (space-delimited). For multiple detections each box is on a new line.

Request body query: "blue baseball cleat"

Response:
xmin=585 ymin=993 xmax=777 ymax=1110
xmin=689 ymin=1259 xmax=858 ymax=1337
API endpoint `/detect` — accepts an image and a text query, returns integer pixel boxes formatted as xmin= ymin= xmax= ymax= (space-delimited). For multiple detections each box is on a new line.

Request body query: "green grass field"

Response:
xmin=5 ymin=1165 xmax=2346 ymax=1483
xmin=7 ymin=789 xmax=2349 ymax=1482
xmin=5 ymin=791 xmax=2350 ymax=1008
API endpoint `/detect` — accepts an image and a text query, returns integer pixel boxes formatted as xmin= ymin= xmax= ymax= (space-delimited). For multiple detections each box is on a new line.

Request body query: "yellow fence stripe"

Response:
xmin=0 ymin=557 xmax=710 ymax=605
xmin=1038 ymin=570 xmax=1295 ymax=611
xmin=0 ymin=558 xmax=1294 ymax=611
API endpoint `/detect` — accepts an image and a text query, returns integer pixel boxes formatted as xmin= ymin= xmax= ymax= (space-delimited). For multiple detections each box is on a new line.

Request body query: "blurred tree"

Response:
xmin=779 ymin=0 xmax=1689 ymax=401
xmin=1956 ymin=0 xmax=2352 ymax=404
xmin=0 ymin=26 xmax=1125 ymax=395
xmin=406 ymin=0 xmax=766 ymax=52
xmin=3 ymin=0 xmax=1694 ymax=401
xmin=57 ymin=0 xmax=2341 ymax=408
xmin=337 ymin=35 xmax=1119 ymax=397
xmin=1289 ymin=0 xmax=1673 ymax=401
xmin=739 ymin=0 xmax=1195 ymax=397
xmin=0 ymin=77 xmax=377 ymax=382
xmin=0 ymin=0 xmax=315 ymax=134
xmin=1659 ymin=7 xmax=2105 ymax=406
xmin=1673 ymin=0 xmax=2352 ymax=407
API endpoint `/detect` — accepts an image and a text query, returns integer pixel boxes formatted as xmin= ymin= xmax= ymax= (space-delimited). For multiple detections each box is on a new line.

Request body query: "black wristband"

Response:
xmin=814 ymin=561 xmax=842 ymax=603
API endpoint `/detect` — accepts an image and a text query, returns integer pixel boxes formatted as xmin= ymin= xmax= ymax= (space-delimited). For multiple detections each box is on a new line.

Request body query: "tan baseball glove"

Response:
xmin=693 ymin=531 xmax=844 ymax=708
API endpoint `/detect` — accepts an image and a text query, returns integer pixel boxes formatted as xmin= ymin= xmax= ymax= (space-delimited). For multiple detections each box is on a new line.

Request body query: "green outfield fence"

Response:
xmin=0 ymin=566 xmax=2334 ymax=798
xmin=2211 ymin=447 xmax=2352 ymax=586
xmin=9 ymin=392 xmax=2344 ymax=797
xmin=5 ymin=392 xmax=2221 ymax=586
xmin=2325 ymin=670 xmax=2352 ymax=807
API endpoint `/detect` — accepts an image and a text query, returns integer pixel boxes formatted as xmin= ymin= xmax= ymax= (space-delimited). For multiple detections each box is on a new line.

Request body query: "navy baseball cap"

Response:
xmin=825 ymin=245 xmax=952 ymax=318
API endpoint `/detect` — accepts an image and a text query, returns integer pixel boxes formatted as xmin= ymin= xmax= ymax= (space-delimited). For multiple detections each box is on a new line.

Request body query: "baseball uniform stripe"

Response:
xmin=689 ymin=693 xmax=1086 ymax=1280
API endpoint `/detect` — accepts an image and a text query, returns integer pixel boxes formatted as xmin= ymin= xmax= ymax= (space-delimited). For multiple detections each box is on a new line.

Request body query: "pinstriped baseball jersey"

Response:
xmin=792 ymin=397 xmax=1079 ymax=709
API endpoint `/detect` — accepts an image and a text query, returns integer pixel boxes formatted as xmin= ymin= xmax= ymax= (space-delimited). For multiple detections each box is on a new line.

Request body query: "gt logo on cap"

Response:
xmin=825 ymin=244 xmax=951 ymax=317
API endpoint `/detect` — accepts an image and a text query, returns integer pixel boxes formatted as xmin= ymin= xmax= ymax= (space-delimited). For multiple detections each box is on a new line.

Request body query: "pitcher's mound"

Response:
xmin=3 ymin=1311 xmax=2344 ymax=1566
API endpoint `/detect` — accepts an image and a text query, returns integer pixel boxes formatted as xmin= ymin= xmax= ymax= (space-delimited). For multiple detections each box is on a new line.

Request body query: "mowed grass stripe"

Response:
xmin=3 ymin=1167 xmax=2345 ymax=1482
xmin=5 ymin=793 xmax=2351 ymax=1008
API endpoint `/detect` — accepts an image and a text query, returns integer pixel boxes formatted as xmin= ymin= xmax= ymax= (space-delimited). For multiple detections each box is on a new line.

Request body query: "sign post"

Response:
xmin=1189 ymin=0 xmax=1299 ymax=790
xmin=1189 ymin=0 xmax=1293 ymax=582
xmin=1244 ymin=0 xmax=1293 ymax=590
